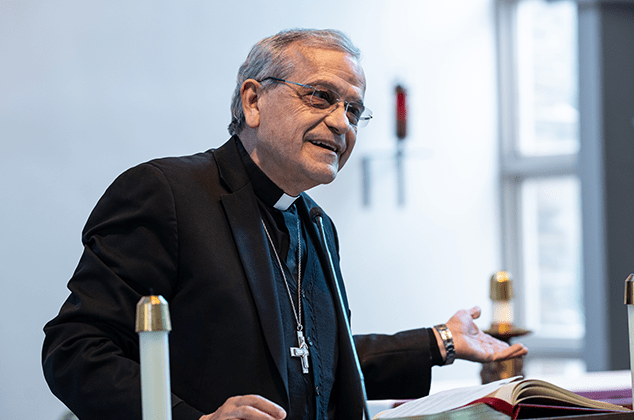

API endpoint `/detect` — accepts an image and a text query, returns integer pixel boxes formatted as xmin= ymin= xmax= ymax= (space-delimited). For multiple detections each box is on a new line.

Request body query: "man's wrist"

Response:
xmin=433 ymin=324 xmax=455 ymax=365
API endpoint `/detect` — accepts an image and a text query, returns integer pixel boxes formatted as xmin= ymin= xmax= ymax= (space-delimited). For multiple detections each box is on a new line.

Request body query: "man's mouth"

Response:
xmin=309 ymin=140 xmax=339 ymax=154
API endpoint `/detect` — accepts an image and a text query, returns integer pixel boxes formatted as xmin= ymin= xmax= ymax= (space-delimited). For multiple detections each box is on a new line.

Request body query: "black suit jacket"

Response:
xmin=42 ymin=137 xmax=436 ymax=420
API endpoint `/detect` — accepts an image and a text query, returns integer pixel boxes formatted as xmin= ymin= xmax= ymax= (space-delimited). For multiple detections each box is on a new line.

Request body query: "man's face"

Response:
xmin=246 ymin=45 xmax=366 ymax=195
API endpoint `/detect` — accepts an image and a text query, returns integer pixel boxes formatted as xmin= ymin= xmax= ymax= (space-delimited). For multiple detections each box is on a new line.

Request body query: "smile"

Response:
xmin=309 ymin=140 xmax=339 ymax=154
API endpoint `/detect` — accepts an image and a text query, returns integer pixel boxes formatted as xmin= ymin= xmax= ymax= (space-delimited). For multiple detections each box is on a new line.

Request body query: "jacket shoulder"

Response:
xmin=144 ymin=150 xmax=217 ymax=179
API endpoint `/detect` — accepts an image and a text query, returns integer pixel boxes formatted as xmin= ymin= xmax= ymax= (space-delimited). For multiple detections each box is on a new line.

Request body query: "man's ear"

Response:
xmin=241 ymin=79 xmax=261 ymax=128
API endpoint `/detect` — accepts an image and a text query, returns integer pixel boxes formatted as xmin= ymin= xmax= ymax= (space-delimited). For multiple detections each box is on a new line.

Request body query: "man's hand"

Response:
xmin=438 ymin=306 xmax=528 ymax=364
xmin=199 ymin=395 xmax=286 ymax=420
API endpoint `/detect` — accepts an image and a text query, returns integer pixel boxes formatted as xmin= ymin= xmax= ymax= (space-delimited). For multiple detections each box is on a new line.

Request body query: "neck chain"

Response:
xmin=261 ymin=212 xmax=310 ymax=374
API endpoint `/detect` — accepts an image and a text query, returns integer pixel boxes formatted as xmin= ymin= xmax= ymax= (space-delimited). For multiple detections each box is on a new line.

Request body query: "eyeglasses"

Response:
xmin=261 ymin=77 xmax=373 ymax=128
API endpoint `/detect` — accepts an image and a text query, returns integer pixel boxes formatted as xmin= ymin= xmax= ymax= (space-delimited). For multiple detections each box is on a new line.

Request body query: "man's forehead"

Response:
xmin=285 ymin=44 xmax=366 ymax=92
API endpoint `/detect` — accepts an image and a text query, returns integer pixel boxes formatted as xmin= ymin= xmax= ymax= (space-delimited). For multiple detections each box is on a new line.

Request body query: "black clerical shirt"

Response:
xmin=237 ymin=139 xmax=338 ymax=420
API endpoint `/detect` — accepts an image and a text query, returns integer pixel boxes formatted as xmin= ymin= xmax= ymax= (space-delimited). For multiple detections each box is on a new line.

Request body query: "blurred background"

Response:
xmin=2 ymin=0 xmax=633 ymax=418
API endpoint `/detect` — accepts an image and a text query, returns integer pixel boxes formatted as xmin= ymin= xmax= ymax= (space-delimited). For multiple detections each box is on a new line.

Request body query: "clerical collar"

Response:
xmin=235 ymin=137 xmax=299 ymax=211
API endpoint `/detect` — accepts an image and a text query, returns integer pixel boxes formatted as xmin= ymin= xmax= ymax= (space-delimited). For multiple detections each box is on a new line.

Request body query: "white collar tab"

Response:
xmin=274 ymin=193 xmax=298 ymax=211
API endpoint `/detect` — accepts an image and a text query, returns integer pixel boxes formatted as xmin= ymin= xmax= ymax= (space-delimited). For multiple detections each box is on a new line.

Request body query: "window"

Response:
xmin=515 ymin=0 xmax=579 ymax=157
xmin=497 ymin=0 xmax=583 ymax=364
xmin=520 ymin=176 xmax=583 ymax=339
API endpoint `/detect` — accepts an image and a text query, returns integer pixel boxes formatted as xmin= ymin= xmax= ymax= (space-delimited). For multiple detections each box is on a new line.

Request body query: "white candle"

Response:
xmin=139 ymin=330 xmax=171 ymax=420
xmin=492 ymin=301 xmax=514 ymax=324
xmin=625 ymin=274 xmax=634 ymax=406
xmin=136 ymin=295 xmax=172 ymax=420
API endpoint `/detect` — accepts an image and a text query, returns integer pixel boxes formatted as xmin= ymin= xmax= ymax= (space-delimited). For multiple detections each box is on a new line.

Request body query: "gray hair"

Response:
xmin=227 ymin=28 xmax=362 ymax=136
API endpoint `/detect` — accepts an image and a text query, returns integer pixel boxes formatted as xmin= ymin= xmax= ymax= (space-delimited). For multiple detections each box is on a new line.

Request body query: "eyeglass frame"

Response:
xmin=259 ymin=77 xmax=373 ymax=128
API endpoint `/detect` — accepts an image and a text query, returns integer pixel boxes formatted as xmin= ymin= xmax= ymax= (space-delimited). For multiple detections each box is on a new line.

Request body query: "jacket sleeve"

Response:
xmin=42 ymin=163 xmax=204 ymax=420
xmin=354 ymin=328 xmax=442 ymax=400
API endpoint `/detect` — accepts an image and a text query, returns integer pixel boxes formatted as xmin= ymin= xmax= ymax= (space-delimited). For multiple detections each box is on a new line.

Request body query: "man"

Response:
xmin=42 ymin=28 xmax=527 ymax=420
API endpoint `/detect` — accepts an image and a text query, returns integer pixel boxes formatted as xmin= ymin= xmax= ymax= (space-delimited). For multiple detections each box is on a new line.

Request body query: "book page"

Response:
xmin=488 ymin=381 xmax=519 ymax=403
xmin=374 ymin=377 xmax=521 ymax=419
xmin=512 ymin=380 xmax=631 ymax=412
xmin=374 ymin=403 xmax=511 ymax=420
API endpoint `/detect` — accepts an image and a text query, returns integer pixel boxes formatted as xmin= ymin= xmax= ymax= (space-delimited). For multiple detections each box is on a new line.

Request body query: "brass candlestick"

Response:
xmin=481 ymin=271 xmax=530 ymax=384
xmin=624 ymin=274 xmax=634 ymax=406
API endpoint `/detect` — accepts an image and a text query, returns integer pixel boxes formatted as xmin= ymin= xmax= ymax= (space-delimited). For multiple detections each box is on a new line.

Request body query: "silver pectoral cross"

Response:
xmin=290 ymin=329 xmax=310 ymax=374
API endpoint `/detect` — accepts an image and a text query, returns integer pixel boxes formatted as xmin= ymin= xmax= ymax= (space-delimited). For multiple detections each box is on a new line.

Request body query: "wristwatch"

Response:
xmin=434 ymin=324 xmax=456 ymax=365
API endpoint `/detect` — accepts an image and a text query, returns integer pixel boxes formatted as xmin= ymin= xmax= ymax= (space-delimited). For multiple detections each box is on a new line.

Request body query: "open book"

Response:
xmin=373 ymin=376 xmax=631 ymax=420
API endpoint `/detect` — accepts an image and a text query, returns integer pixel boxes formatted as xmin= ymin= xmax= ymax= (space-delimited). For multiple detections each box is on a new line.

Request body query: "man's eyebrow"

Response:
xmin=307 ymin=79 xmax=337 ymax=90
xmin=309 ymin=79 xmax=365 ymax=104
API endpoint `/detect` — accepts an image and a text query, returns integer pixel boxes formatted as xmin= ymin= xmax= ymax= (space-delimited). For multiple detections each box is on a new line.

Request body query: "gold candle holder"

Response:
xmin=481 ymin=271 xmax=530 ymax=384
xmin=135 ymin=295 xmax=172 ymax=333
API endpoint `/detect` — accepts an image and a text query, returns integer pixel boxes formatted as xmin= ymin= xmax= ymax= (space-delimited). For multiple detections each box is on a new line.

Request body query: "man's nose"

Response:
xmin=325 ymin=102 xmax=353 ymax=134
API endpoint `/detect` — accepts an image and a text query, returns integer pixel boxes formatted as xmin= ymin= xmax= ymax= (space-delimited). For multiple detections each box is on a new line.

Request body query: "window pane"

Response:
xmin=516 ymin=0 xmax=579 ymax=156
xmin=521 ymin=176 xmax=583 ymax=338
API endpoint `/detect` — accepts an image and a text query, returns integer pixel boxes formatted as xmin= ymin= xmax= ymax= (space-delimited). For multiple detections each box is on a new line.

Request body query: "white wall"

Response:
xmin=0 ymin=1 xmax=500 ymax=418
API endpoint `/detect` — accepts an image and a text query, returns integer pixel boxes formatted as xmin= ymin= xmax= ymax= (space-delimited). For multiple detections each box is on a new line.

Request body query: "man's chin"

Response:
xmin=315 ymin=164 xmax=340 ymax=184
xmin=302 ymin=166 xmax=339 ymax=190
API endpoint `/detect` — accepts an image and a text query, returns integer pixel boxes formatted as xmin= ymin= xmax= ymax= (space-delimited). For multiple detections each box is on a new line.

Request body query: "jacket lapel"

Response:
xmin=213 ymin=138 xmax=289 ymax=402
xmin=213 ymin=138 xmax=363 ymax=417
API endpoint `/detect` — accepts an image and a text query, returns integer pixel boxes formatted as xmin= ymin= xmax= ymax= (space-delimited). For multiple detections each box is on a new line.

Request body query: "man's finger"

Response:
xmin=506 ymin=343 xmax=528 ymax=358
xmin=468 ymin=306 xmax=482 ymax=320
xmin=239 ymin=395 xmax=286 ymax=419
xmin=222 ymin=395 xmax=286 ymax=419
xmin=491 ymin=343 xmax=528 ymax=361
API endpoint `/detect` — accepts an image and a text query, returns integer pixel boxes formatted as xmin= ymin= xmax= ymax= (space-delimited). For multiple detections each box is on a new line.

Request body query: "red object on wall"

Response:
xmin=396 ymin=85 xmax=407 ymax=140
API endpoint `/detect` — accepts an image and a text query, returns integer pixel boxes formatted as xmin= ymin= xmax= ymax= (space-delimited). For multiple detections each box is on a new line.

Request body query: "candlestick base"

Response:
xmin=481 ymin=325 xmax=531 ymax=384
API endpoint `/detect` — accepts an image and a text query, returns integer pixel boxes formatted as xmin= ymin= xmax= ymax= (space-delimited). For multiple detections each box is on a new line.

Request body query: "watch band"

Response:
xmin=434 ymin=324 xmax=456 ymax=365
